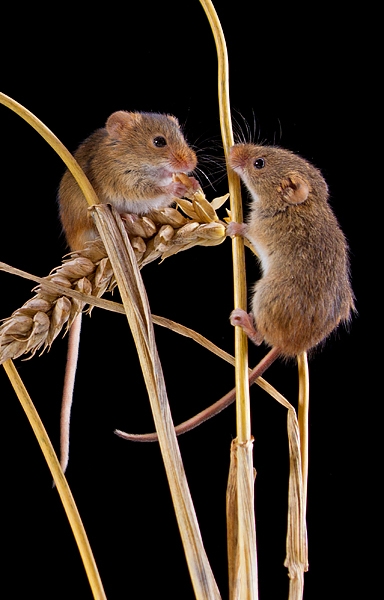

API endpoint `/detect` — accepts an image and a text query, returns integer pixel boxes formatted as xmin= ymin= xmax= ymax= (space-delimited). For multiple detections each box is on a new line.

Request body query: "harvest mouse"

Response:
xmin=58 ymin=110 xmax=198 ymax=471
xmin=115 ymin=142 xmax=355 ymax=443
xmin=59 ymin=110 xmax=198 ymax=250
xmin=227 ymin=142 xmax=355 ymax=358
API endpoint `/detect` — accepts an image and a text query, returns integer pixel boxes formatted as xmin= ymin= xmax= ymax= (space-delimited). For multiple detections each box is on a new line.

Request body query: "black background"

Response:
xmin=1 ymin=2 xmax=375 ymax=599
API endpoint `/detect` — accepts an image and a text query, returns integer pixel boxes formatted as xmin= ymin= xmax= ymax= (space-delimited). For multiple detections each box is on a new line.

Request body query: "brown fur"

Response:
xmin=228 ymin=143 xmax=355 ymax=358
xmin=58 ymin=111 xmax=197 ymax=251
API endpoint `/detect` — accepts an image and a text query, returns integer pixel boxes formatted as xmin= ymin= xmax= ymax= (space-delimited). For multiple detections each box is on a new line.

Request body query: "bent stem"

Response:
xmin=0 ymin=92 xmax=99 ymax=208
xmin=2 ymin=359 xmax=107 ymax=600
xmin=91 ymin=203 xmax=221 ymax=599
xmin=0 ymin=91 xmax=108 ymax=598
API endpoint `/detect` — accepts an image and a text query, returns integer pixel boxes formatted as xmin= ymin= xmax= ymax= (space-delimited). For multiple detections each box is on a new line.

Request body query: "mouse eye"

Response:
xmin=253 ymin=158 xmax=265 ymax=169
xmin=153 ymin=136 xmax=167 ymax=147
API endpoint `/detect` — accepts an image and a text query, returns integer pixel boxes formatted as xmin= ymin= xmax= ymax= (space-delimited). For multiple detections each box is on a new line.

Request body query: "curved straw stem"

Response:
xmin=0 ymin=92 xmax=99 ymax=207
xmin=0 ymin=91 xmax=108 ymax=599
xmin=2 ymin=359 xmax=107 ymax=600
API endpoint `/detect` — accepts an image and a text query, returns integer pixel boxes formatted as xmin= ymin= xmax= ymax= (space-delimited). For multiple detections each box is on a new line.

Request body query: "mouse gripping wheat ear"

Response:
xmin=0 ymin=181 xmax=229 ymax=364
xmin=134 ymin=173 xmax=229 ymax=267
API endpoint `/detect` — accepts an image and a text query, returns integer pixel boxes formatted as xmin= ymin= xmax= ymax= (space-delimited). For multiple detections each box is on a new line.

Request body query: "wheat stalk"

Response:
xmin=198 ymin=1 xmax=259 ymax=597
xmin=3 ymin=359 xmax=107 ymax=600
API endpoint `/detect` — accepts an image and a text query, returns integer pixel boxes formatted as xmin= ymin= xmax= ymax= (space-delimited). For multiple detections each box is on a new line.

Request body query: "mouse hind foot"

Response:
xmin=230 ymin=308 xmax=263 ymax=346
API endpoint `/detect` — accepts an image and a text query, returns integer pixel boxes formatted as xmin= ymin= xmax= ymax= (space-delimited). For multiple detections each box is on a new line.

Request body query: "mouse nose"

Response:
xmin=228 ymin=144 xmax=249 ymax=171
xmin=174 ymin=149 xmax=197 ymax=173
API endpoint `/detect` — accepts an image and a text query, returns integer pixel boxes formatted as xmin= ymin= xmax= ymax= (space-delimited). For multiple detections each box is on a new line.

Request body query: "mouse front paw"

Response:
xmin=170 ymin=174 xmax=201 ymax=198
xmin=166 ymin=180 xmax=194 ymax=198
xmin=226 ymin=221 xmax=247 ymax=238
xmin=164 ymin=181 xmax=183 ymax=197
xmin=185 ymin=175 xmax=201 ymax=192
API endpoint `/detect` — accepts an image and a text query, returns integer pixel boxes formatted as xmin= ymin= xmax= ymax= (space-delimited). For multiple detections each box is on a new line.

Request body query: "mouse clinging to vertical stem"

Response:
xmin=114 ymin=141 xmax=356 ymax=444
xmin=227 ymin=142 xmax=355 ymax=359
xmin=57 ymin=110 xmax=199 ymax=472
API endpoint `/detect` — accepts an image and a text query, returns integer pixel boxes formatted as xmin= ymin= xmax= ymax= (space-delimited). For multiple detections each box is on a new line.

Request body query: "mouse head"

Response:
xmin=228 ymin=143 xmax=328 ymax=211
xmin=105 ymin=111 xmax=197 ymax=175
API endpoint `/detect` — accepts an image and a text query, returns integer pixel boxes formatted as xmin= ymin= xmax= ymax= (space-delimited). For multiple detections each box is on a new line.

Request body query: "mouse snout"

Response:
xmin=171 ymin=148 xmax=197 ymax=173
xmin=228 ymin=144 xmax=249 ymax=173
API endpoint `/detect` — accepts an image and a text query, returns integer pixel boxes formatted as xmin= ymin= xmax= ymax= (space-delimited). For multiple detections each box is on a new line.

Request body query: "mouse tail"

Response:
xmin=59 ymin=312 xmax=82 ymax=473
xmin=114 ymin=347 xmax=280 ymax=442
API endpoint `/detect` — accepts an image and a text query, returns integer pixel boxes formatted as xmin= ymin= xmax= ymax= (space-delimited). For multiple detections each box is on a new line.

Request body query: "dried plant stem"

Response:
xmin=0 ymin=92 xmax=110 ymax=598
xmin=285 ymin=409 xmax=309 ymax=600
xmin=2 ymin=359 xmax=107 ymax=600
xmin=199 ymin=1 xmax=258 ymax=598
xmin=91 ymin=203 xmax=221 ymax=599
xmin=296 ymin=351 xmax=309 ymax=598
xmin=297 ymin=353 xmax=309 ymax=509
xmin=0 ymin=92 xmax=99 ymax=209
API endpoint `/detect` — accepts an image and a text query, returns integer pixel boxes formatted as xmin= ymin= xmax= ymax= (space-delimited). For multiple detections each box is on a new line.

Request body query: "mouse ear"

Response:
xmin=166 ymin=114 xmax=180 ymax=128
xmin=277 ymin=174 xmax=309 ymax=205
xmin=106 ymin=111 xmax=142 ymax=139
